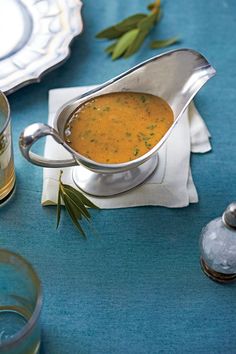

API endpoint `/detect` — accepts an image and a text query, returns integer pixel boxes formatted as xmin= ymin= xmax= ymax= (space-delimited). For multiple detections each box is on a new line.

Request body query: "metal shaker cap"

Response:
xmin=222 ymin=202 xmax=236 ymax=229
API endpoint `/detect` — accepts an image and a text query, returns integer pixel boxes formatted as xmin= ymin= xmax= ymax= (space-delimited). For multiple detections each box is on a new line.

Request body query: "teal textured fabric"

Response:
xmin=1 ymin=0 xmax=236 ymax=353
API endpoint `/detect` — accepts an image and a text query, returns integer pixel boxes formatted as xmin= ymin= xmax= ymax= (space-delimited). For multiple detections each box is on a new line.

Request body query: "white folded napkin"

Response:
xmin=41 ymin=86 xmax=211 ymax=208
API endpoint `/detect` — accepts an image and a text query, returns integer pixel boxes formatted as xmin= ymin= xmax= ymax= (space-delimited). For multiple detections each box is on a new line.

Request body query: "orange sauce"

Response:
xmin=64 ymin=92 xmax=174 ymax=164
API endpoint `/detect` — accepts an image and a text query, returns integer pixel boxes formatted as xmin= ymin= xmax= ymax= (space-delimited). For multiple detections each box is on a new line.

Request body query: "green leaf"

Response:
xmin=105 ymin=42 xmax=117 ymax=54
xmin=96 ymin=14 xmax=147 ymax=39
xmin=96 ymin=26 xmax=122 ymax=39
xmin=66 ymin=196 xmax=87 ymax=221
xmin=138 ymin=12 xmax=157 ymax=31
xmin=61 ymin=192 xmax=86 ymax=238
xmin=115 ymin=14 xmax=147 ymax=32
xmin=150 ymin=36 xmax=180 ymax=49
xmin=61 ymin=188 xmax=83 ymax=220
xmin=62 ymin=185 xmax=91 ymax=221
xmin=77 ymin=193 xmax=99 ymax=209
xmin=62 ymin=189 xmax=82 ymax=220
xmin=62 ymin=184 xmax=99 ymax=209
xmin=56 ymin=171 xmax=99 ymax=237
xmin=124 ymin=29 xmax=149 ymax=58
xmin=112 ymin=29 xmax=139 ymax=60
xmin=56 ymin=187 xmax=61 ymax=229
xmin=95 ymin=0 xmax=176 ymax=60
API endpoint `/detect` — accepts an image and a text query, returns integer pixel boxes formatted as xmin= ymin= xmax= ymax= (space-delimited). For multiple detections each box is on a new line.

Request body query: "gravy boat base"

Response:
xmin=72 ymin=155 xmax=158 ymax=196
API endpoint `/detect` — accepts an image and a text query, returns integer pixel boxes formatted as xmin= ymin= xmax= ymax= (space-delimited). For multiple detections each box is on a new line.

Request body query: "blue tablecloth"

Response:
xmin=1 ymin=0 xmax=236 ymax=353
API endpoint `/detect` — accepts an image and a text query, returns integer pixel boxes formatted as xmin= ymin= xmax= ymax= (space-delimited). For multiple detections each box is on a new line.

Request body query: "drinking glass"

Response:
xmin=0 ymin=91 xmax=15 ymax=204
xmin=0 ymin=249 xmax=42 ymax=354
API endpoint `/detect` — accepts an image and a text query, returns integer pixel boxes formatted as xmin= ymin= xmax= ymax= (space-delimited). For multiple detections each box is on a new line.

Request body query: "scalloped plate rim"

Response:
xmin=0 ymin=0 xmax=84 ymax=95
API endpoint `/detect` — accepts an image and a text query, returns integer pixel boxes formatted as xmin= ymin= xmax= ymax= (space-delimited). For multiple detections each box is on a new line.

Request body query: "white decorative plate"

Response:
xmin=0 ymin=0 xmax=83 ymax=94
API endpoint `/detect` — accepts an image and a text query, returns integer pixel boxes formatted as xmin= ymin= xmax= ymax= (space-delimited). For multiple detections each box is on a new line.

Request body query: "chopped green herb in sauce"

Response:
xmin=65 ymin=92 xmax=173 ymax=164
xmin=133 ymin=148 xmax=140 ymax=156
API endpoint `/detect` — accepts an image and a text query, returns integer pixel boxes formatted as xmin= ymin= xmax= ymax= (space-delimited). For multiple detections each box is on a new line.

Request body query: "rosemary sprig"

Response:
xmin=56 ymin=171 xmax=99 ymax=238
xmin=96 ymin=0 xmax=180 ymax=60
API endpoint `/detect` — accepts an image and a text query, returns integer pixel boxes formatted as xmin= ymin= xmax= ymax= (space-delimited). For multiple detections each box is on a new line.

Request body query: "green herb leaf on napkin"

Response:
xmin=56 ymin=171 xmax=99 ymax=238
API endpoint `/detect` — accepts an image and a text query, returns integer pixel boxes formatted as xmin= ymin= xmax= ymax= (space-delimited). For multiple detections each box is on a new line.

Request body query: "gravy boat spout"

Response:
xmin=19 ymin=48 xmax=216 ymax=196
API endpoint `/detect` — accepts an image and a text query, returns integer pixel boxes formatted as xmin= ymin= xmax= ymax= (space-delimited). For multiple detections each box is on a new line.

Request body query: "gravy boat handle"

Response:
xmin=19 ymin=123 xmax=77 ymax=168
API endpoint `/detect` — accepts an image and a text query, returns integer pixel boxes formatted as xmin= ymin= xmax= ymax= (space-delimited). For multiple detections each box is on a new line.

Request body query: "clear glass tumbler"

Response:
xmin=0 ymin=249 xmax=42 ymax=354
xmin=0 ymin=91 xmax=15 ymax=204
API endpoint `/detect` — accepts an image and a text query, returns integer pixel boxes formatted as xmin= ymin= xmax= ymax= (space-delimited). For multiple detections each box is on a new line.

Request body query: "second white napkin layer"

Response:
xmin=41 ymin=86 xmax=211 ymax=209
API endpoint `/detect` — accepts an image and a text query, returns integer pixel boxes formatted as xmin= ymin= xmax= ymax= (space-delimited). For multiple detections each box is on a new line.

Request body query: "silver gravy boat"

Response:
xmin=19 ymin=49 xmax=216 ymax=196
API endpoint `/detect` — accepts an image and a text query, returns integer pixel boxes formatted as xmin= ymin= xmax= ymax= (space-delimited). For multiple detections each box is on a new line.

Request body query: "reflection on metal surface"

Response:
xmin=0 ymin=0 xmax=83 ymax=94
xmin=72 ymin=155 xmax=158 ymax=196
xmin=19 ymin=49 xmax=216 ymax=196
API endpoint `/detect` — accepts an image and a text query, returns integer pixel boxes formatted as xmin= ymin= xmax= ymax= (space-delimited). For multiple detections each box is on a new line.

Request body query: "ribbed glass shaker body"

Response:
xmin=200 ymin=203 xmax=236 ymax=282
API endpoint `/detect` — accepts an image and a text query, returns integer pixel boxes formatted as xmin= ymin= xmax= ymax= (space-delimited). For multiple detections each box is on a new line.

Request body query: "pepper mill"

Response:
xmin=200 ymin=202 xmax=236 ymax=282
